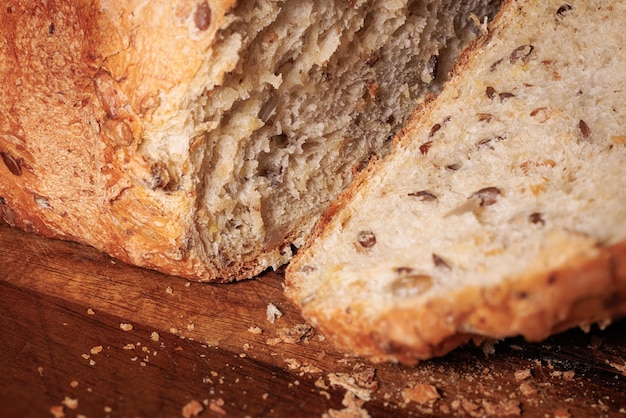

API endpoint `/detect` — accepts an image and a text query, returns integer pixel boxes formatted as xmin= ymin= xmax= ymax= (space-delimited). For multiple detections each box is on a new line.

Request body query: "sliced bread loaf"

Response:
xmin=0 ymin=0 xmax=499 ymax=281
xmin=285 ymin=0 xmax=626 ymax=363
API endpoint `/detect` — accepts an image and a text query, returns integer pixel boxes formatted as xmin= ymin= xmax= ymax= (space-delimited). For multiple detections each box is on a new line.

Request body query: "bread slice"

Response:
xmin=0 ymin=0 xmax=500 ymax=281
xmin=285 ymin=0 xmax=626 ymax=363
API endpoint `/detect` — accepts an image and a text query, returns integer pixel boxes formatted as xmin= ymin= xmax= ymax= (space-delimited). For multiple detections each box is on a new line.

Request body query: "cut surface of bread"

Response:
xmin=0 ymin=0 xmax=500 ymax=281
xmin=285 ymin=0 xmax=626 ymax=363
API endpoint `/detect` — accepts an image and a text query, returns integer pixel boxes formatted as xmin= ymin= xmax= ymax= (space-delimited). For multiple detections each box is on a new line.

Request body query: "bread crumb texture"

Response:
xmin=285 ymin=0 xmax=626 ymax=363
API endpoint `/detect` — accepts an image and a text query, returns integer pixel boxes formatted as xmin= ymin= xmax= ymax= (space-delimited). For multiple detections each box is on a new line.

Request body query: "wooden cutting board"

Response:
xmin=1 ymin=223 xmax=625 ymax=417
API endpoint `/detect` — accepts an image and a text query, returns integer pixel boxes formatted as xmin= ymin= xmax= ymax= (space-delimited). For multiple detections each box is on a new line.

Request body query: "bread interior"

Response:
xmin=149 ymin=0 xmax=501 ymax=277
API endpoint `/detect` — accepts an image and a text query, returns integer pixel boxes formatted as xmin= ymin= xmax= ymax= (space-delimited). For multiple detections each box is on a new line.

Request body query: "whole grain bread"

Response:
xmin=285 ymin=0 xmax=626 ymax=363
xmin=0 ymin=0 xmax=500 ymax=281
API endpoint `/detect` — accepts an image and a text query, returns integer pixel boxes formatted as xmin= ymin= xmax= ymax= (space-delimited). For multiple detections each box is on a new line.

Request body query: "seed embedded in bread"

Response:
xmin=471 ymin=187 xmax=502 ymax=206
xmin=432 ymin=254 xmax=451 ymax=270
xmin=0 ymin=152 xmax=21 ymax=176
xmin=556 ymin=4 xmax=573 ymax=16
xmin=419 ymin=141 xmax=434 ymax=155
xmin=357 ymin=231 xmax=376 ymax=249
xmin=529 ymin=212 xmax=545 ymax=225
xmin=194 ymin=1 xmax=212 ymax=31
xmin=409 ymin=191 xmax=438 ymax=201
xmin=579 ymin=120 xmax=591 ymax=140
xmin=509 ymin=44 xmax=534 ymax=64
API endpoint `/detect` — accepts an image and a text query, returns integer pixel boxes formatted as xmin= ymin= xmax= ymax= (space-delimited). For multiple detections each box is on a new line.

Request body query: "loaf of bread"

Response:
xmin=0 ymin=0 xmax=500 ymax=281
xmin=285 ymin=0 xmax=626 ymax=363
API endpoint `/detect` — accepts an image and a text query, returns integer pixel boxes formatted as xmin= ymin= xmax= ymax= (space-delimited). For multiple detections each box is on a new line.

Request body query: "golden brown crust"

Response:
xmin=295 ymin=241 xmax=626 ymax=364
xmin=0 ymin=0 xmax=236 ymax=280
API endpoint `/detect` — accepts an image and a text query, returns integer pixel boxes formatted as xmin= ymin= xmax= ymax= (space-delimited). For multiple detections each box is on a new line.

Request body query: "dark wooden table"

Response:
xmin=1 ymin=224 xmax=625 ymax=417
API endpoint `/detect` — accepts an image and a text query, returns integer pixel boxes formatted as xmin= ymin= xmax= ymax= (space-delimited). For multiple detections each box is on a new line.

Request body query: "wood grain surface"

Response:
xmin=1 ymin=224 xmax=625 ymax=418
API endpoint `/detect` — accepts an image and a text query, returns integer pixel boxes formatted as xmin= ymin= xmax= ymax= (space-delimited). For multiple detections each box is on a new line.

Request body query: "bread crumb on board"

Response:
xmin=328 ymin=370 xmax=377 ymax=402
xmin=90 ymin=345 xmax=103 ymax=355
xmin=181 ymin=399 xmax=204 ymax=418
xmin=322 ymin=392 xmax=370 ymax=418
xmin=277 ymin=324 xmax=314 ymax=344
xmin=209 ymin=400 xmax=227 ymax=416
xmin=119 ymin=323 xmax=133 ymax=331
xmin=247 ymin=326 xmax=263 ymax=334
xmin=50 ymin=405 xmax=65 ymax=418
xmin=402 ymin=383 xmax=441 ymax=405
xmin=266 ymin=303 xmax=283 ymax=323
xmin=61 ymin=397 xmax=78 ymax=410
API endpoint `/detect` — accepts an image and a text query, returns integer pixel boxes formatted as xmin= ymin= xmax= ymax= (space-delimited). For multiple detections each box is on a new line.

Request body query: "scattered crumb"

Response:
xmin=519 ymin=381 xmax=538 ymax=396
xmin=402 ymin=383 xmax=440 ymax=405
xmin=61 ymin=397 xmax=78 ymax=410
xmin=482 ymin=400 xmax=521 ymax=416
xmin=166 ymin=286 xmax=174 ymax=294
xmin=285 ymin=358 xmax=301 ymax=370
xmin=50 ymin=405 xmax=65 ymax=418
xmin=300 ymin=364 xmax=323 ymax=375
xmin=262 ymin=393 xmax=269 ymax=400
xmin=182 ymin=399 xmax=205 ymax=418
xmin=89 ymin=359 xmax=96 ymax=366
xmin=123 ymin=343 xmax=136 ymax=350
xmin=87 ymin=308 xmax=95 ymax=315
xmin=608 ymin=361 xmax=626 ymax=375
xmin=37 ymin=366 xmax=44 ymax=376
xmin=562 ymin=371 xmax=575 ymax=381
xmin=265 ymin=337 xmax=282 ymax=346
xmin=328 ymin=371 xmax=376 ymax=402
xmin=90 ymin=346 xmax=103 ymax=355
xmin=104 ymin=406 xmax=112 ymax=413
xmin=119 ymin=323 xmax=133 ymax=331
xmin=247 ymin=326 xmax=263 ymax=335
xmin=81 ymin=354 xmax=90 ymax=360
xmin=322 ymin=392 xmax=370 ymax=418
xmin=514 ymin=369 xmax=531 ymax=382
xmin=266 ymin=303 xmax=283 ymax=324
xmin=209 ymin=399 xmax=227 ymax=416
xmin=151 ymin=332 xmax=160 ymax=342
xmin=461 ymin=398 xmax=479 ymax=414
xmin=277 ymin=324 xmax=314 ymax=344
xmin=70 ymin=381 xmax=78 ymax=388
xmin=187 ymin=323 xmax=195 ymax=331
xmin=315 ymin=377 xmax=329 ymax=390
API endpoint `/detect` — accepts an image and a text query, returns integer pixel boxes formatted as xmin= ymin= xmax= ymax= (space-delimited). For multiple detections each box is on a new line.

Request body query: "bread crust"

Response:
xmin=291 ymin=241 xmax=626 ymax=364
xmin=0 ymin=0 xmax=238 ymax=281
